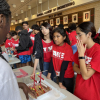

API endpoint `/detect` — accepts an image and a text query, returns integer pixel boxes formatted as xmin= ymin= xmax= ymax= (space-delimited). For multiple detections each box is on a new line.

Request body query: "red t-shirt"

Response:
xmin=5 ymin=38 xmax=13 ymax=48
xmin=69 ymin=31 xmax=77 ymax=46
xmin=29 ymin=33 xmax=35 ymax=54
xmin=11 ymin=39 xmax=19 ymax=55
xmin=42 ymin=40 xmax=54 ymax=62
xmin=73 ymin=43 xmax=100 ymax=100
xmin=52 ymin=43 xmax=74 ymax=78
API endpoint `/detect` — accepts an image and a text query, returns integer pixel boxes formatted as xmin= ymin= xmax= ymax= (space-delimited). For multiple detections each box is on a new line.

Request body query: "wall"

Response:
xmin=10 ymin=0 xmax=100 ymax=31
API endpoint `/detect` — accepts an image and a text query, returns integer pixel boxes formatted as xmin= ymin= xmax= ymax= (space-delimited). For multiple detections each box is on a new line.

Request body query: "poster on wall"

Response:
xmin=72 ymin=14 xmax=78 ymax=23
xmin=36 ymin=22 xmax=40 ymax=26
xmin=40 ymin=21 xmax=43 ymax=25
xmin=63 ymin=16 xmax=68 ymax=24
xmin=50 ymin=19 xmax=54 ymax=26
xmin=83 ymin=11 xmax=90 ymax=22
xmin=56 ymin=18 xmax=60 ymax=25
xmin=45 ymin=20 xmax=48 ymax=23
xmin=64 ymin=26 xmax=68 ymax=29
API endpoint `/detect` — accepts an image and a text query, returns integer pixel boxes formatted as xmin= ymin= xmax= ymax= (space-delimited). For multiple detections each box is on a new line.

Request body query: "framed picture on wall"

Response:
xmin=40 ymin=21 xmax=43 ymax=25
xmin=50 ymin=19 xmax=54 ymax=26
xmin=45 ymin=20 xmax=48 ymax=23
xmin=83 ymin=11 xmax=90 ymax=22
xmin=56 ymin=18 xmax=60 ymax=25
xmin=64 ymin=26 xmax=68 ymax=29
xmin=72 ymin=14 xmax=78 ymax=23
xmin=63 ymin=16 xmax=68 ymax=24
xmin=36 ymin=22 xmax=40 ymax=26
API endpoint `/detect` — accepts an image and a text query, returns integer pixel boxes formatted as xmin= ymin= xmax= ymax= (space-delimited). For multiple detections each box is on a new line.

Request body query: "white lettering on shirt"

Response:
xmin=30 ymin=37 xmax=35 ymax=41
xmin=85 ymin=55 xmax=92 ymax=64
xmin=43 ymin=46 xmax=52 ymax=53
xmin=53 ymin=50 xmax=65 ymax=60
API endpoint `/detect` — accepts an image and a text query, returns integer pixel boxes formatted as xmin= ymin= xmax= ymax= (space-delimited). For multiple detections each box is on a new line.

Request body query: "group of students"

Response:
xmin=1 ymin=0 xmax=100 ymax=100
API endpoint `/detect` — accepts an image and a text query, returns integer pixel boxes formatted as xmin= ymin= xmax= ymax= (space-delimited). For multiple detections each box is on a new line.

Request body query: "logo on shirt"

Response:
xmin=12 ymin=43 xmax=19 ymax=47
xmin=43 ymin=46 xmax=52 ymax=53
xmin=53 ymin=50 xmax=65 ymax=60
xmin=8 ymin=43 xmax=11 ymax=46
xmin=85 ymin=55 xmax=92 ymax=64
xmin=30 ymin=37 xmax=35 ymax=41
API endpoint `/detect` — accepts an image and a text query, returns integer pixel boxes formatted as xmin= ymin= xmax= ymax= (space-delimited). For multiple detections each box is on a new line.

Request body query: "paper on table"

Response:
xmin=14 ymin=69 xmax=28 ymax=78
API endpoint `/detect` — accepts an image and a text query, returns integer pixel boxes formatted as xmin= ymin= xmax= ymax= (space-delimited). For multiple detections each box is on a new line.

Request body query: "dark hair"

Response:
xmin=22 ymin=21 xmax=28 ymax=25
xmin=40 ymin=22 xmax=53 ymax=40
xmin=68 ymin=22 xmax=76 ymax=30
xmin=0 ymin=0 xmax=11 ymax=21
xmin=78 ymin=22 xmax=100 ymax=43
xmin=31 ymin=24 xmax=40 ymax=31
xmin=58 ymin=24 xmax=64 ymax=29
xmin=15 ymin=26 xmax=23 ymax=31
xmin=52 ymin=28 xmax=70 ymax=45
xmin=11 ymin=31 xmax=17 ymax=37
xmin=8 ymin=31 xmax=12 ymax=36
xmin=65 ymin=28 xmax=70 ymax=33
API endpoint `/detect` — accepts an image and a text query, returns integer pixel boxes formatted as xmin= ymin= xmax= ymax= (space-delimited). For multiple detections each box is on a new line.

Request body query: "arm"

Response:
xmin=18 ymin=82 xmax=37 ymax=99
xmin=73 ymin=63 xmax=80 ymax=74
xmin=59 ymin=61 xmax=69 ymax=89
xmin=47 ymin=58 xmax=54 ymax=79
xmin=77 ymin=40 xmax=95 ymax=80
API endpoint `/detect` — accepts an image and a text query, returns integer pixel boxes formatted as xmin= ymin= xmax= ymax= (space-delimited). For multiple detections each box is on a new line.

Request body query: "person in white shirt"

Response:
xmin=0 ymin=0 xmax=36 ymax=100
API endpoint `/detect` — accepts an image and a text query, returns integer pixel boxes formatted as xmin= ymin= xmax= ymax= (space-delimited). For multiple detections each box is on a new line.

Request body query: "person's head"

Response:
xmin=31 ymin=24 xmax=36 ymax=34
xmin=76 ymin=22 xmax=97 ymax=44
xmin=11 ymin=31 xmax=18 ymax=40
xmin=31 ymin=24 xmax=40 ymax=34
xmin=68 ymin=22 xmax=76 ymax=32
xmin=40 ymin=22 xmax=53 ymax=40
xmin=15 ymin=26 xmax=23 ymax=34
xmin=0 ymin=0 xmax=11 ymax=44
xmin=58 ymin=24 xmax=64 ymax=29
xmin=52 ymin=28 xmax=70 ymax=46
xmin=22 ymin=21 xmax=29 ymax=30
xmin=6 ymin=31 xmax=12 ymax=39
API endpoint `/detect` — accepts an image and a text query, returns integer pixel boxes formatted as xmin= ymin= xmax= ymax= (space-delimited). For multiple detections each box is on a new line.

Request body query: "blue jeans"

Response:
xmin=71 ymin=44 xmax=77 ymax=65
xmin=43 ymin=62 xmax=56 ymax=82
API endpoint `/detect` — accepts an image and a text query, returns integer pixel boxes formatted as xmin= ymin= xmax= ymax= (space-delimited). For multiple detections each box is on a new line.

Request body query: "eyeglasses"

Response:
xmin=75 ymin=33 xmax=84 ymax=39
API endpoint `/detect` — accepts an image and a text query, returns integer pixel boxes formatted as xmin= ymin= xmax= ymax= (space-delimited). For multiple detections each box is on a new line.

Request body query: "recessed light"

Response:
xmin=12 ymin=4 xmax=16 ymax=8
xmin=21 ymin=10 xmax=24 ymax=13
xmin=16 ymin=13 xmax=18 ymax=16
xmin=39 ymin=0 xmax=42 ymax=4
xmin=21 ymin=0 xmax=24 ymax=2
xmin=28 ymin=5 xmax=31 ymax=9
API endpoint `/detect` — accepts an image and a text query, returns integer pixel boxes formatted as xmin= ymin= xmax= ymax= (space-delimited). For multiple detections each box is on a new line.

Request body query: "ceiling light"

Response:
xmin=39 ymin=0 xmax=42 ymax=4
xmin=12 ymin=4 xmax=16 ymax=8
xmin=16 ymin=13 xmax=18 ymax=16
xmin=28 ymin=5 xmax=31 ymax=9
xmin=21 ymin=0 xmax=24 ymax=2
xmin=12 ymin=16 xmax=14 ymax=18
xmin=21 ymin=10 xmax=24 ymax=13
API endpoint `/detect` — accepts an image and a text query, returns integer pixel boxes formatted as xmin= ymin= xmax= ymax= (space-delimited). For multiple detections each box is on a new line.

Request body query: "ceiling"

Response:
xmin=7 ymin=0 xmax=48 ymax=16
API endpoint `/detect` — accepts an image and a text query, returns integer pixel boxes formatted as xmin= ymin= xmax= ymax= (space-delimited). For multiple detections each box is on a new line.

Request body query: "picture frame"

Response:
xmin=63 ymin=16 xmax=68 ymax=24
xmin=56 ymin=18 xmax=60 ymax=25
xmin=72 ymin=14 xmax=78 ymax=23
xmin=64 ymin=26 xmax=68 ymax=29
xmin=50 ymin=19 xmax=54 ymax=26
xmin=83 ymin=11 xmax=90 ymax=22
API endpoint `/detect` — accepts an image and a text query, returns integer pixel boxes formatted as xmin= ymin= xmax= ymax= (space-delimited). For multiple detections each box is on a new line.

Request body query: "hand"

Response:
xmin=76 ymin=40 xmax=87 ymax=56
xmin=59 ymin=82 xmax=66 ymax=90
xmin=30 ymin=71 xmax=35 ymax=79
xmin=33 ymin=55 xmax=35 ymax=57
xmin=86 ymin=63 xmax=91 ymax=71
xmin=18 ymin=82 xmax=37 ymax=100
xmin=47 ymin=73 xmax=51 ymax=80
xmin=11 ymin=47 xmax=14 ymax=51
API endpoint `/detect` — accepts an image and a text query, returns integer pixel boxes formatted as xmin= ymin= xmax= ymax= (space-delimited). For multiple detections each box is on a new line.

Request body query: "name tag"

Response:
xmin=56 ymin=71 xmax=60 ymax=76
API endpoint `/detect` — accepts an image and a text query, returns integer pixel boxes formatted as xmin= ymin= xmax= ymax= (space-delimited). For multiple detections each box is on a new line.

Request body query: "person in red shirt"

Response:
xmin=73 ymin=22 xmax=100 ymax=100
xmin=68 ymin=22 xmax=77 ymax=54
xmin=5 ymin=31 xmax=12 ymax=48
xmin=31 ymin=23 xmax=55 ymax=80
xmin=47 ymin=28 xmax=74 ymax=93
xmin=11 ymin=31 xmax=19 ymax=57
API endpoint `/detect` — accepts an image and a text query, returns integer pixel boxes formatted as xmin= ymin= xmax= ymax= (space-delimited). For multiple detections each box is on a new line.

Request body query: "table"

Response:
xmin=13 ymin=66 xmax=81 ymax=100
xmin=9 ymin=57 xmax=21 ymax=65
